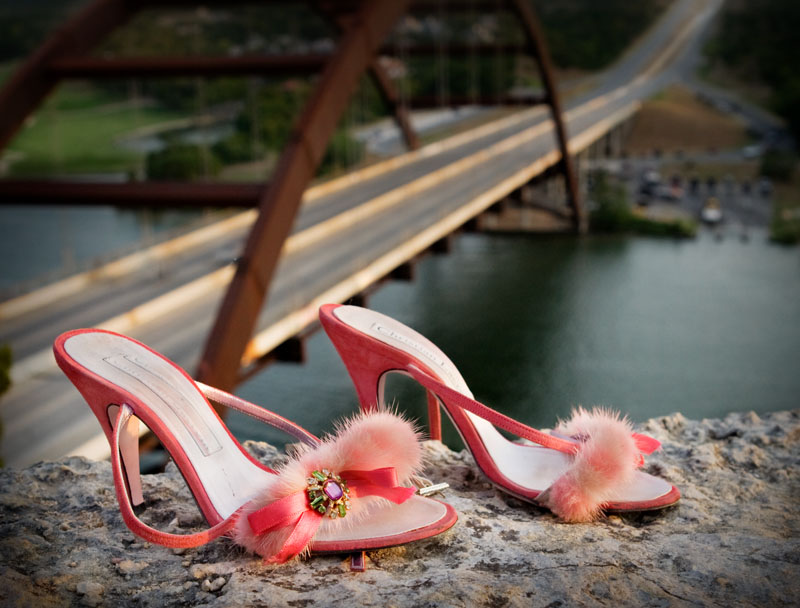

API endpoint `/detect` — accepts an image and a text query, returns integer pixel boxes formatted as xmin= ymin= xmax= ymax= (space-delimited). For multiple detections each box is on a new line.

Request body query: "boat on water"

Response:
xmin=701 ymin=197 xmax=723 ymax=224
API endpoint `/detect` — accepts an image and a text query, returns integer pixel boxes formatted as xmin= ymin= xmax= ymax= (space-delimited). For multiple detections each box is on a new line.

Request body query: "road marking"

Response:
xmin=634 ymin=0 xmax=712 ymax=84
xmin=0 ymin=0 xmax=713 ymax=325
xmin=2 ymin=0 xmax=721 ymax=467
xmin=1 ymin=80 xmax=625 ymax=324
xmin=243 ymin=101 xmax=643 ymax=366
xmin=6 ymin=93 xmax=639 ymax=388
xmin=0 ymin=212 xmax=255 ymax=321
xmin=0 ymin=107 xmax=548 ymax=322
xmin=47 ymin=101 xmax=639 ymax=463
xmin=8 ymin=266 xmax=234 ymax=385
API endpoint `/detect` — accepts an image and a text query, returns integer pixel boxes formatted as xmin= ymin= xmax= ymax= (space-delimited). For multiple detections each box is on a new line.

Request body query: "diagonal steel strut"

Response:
xmin=196 ymin=0 xmax=412 ymax=390
xmin=508 ymin=0 xmax=584 ymax=232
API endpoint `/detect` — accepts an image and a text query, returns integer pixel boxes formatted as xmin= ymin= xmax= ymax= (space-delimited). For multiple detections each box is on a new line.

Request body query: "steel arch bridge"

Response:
xmin=0 ymin=0 xmax=581 ymax=393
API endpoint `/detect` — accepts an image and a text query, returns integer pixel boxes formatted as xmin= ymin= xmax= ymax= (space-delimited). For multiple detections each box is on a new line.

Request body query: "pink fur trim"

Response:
xmin=539 ymin=407 xmax=639 ymax=522
xmin=232 ymin=408 xmax=422 ymax=560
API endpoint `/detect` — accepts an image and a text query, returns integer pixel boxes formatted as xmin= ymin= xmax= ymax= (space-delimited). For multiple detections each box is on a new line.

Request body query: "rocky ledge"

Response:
xmin=1 ymin=410 xmax=798 ymax=607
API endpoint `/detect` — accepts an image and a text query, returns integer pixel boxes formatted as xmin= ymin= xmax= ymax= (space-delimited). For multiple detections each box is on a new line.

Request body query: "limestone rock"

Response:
xmin=0 ymin=410 xmax=797 ymax=607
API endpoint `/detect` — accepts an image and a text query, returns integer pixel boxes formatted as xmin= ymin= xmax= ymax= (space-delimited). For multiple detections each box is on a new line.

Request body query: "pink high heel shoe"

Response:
xmin=320 ymin=304 xmax=680 ymax=522
xmin=54 ymin=329 xmax=456 ymax=563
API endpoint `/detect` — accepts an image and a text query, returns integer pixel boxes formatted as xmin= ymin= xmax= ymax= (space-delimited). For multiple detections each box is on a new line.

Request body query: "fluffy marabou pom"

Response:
xmin=538 ymin=407 xmax=639 ymax=522
xmin=232 ymin=408 xmax=423 ymax=560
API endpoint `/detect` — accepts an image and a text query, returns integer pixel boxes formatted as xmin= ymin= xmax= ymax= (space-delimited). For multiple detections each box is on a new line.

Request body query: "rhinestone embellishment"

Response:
xmin=306 ymin=469 xmax=351 ymax=519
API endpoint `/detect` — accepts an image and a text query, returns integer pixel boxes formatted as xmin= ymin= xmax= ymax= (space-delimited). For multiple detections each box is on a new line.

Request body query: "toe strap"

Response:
xmin=244 ymin=468 xmax=416 ymax=563
xmin=538 ymin=407 xmax=644 ymax=522
xmin=232 ymin=408 xmax=424 ymax=563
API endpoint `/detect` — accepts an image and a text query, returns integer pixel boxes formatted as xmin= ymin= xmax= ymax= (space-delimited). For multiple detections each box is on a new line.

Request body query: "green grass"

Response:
xmin=590 ymin=172 xmax=697 ymax=238
xmin=6 ymin=83 xmax=185 ymax=176
xmin=42 ymin=81 xmax=121 ymax=112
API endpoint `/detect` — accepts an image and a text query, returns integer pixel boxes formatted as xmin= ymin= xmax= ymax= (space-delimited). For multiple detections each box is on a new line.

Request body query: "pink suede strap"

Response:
xmin=197 ymin=382 xmax=320 ymax=447
xmin=407 ymin=365 xmax=660 ymax=456
xmin=407 ymin=365 xmax=579 ymax=454
xmin=343 ymin=468 xmax=417 ymax=503
xmin=247 ymin=467 xmax=416 ymax=563
xmin=111 ymin=405 xmax=238 ymax=548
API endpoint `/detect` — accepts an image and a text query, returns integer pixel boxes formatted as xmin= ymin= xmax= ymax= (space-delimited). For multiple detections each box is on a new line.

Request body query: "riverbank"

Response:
xmin=0 ymin=409 xmax=796 ymax=606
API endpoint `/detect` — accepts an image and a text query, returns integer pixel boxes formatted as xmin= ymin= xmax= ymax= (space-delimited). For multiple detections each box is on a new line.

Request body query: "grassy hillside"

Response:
xmin=539 ymin=0 xmax=669 ymax=70
xmin=625 ymin=86 xmax=748 ymax=154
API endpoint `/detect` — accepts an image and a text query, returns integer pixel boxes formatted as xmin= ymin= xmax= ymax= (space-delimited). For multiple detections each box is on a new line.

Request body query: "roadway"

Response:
xmin=0 ymin=0 xmax=721 ymax=467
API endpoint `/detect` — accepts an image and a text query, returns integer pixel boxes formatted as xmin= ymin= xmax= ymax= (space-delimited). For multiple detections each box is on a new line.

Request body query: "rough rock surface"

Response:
xmin=0 ymin=410 xmax=797 ymax=607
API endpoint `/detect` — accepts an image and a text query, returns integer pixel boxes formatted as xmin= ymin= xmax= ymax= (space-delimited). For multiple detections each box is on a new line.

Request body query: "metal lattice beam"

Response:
xmin=507 ymin=0 xmax=583 ymax=232
xmin=406 ymin=93 xmax=548 ymax=108
xmin=0 ymin=180 xmax=264 ymax=207
xmin=314 ymin=2 xmax=420 ymax=151
xmin=196 ymin=0 xmax=413 ymax=390
xmin=0 ymin=0 xmax=582 ymax=389
xmin=49 ymin=55 xmax=330 ymax=78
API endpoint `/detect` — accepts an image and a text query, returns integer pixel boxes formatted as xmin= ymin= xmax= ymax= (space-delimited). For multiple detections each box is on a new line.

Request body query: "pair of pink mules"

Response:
xmin=54 ymin=304 xmax=679 ymax=564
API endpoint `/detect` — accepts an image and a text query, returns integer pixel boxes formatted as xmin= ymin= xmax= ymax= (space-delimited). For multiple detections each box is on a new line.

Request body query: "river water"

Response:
xmin=0 ymin=205 xmax=209 ymax=294
xmin=230 ymin=228 xmax=800 ymax=449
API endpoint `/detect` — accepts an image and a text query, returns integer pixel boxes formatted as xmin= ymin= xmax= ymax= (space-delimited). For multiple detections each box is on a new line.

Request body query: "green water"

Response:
xmin=232 ymin=229 xmax=800 ymax=448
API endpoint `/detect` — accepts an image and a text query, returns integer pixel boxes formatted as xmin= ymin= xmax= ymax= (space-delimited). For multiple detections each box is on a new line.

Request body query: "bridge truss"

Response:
xmin=0 ymin=0 xmax=581 ymax=392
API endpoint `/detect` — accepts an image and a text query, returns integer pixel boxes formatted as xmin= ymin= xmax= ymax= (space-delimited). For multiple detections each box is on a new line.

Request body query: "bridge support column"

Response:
xmin=197 ymin=0 xmax=411 ymax=391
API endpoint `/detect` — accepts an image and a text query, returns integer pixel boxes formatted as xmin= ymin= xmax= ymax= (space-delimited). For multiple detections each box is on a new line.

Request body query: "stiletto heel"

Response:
xmin=426 ymin=392 xmax=442 ymax=441
xmin=320 ymin=304 xmax=680 ymax=522
xmin=54 ymin=329 xmax=456 ymax=562
xmin=117 ymin=410 xmax=144 ymax=506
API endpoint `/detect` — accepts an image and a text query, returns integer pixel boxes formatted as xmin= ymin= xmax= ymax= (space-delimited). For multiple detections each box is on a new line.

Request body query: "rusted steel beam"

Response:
xmin=367 ymin=62 xmax=420 ymax=150
xmin=507 ymin=0 xmax=583 ymax=232
xmin=410 ymin=0 xmax=501 ymax=9
xmin=380 ymin=43 xmax=526 ymax=56
xmin=47 ymin=46 xmax=529 ymax=79
xmin=0 ymin=180 xmax=264 ymax=207
xmin=407 ymin=93 xmax=547 ymax=108
xmin=312 ymin=1 xmax=419 ymax=151
xmin=135 ymin=0 xmax=499 ymax=8
xmin=49 ymin=55 xmax=330 ymax=78
xmin=327 ymin=1 xmax=504 ymax=12
xmin=197 ymin=0 xmax=412 ymax=391
xmin=0 ymin=0 xmax=134 ymax=152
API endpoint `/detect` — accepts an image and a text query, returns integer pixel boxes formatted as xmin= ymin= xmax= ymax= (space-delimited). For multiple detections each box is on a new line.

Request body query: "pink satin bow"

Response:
xmin=247 ymin=467 xmax=415 ymax=563
xmin=632 ymin=432 xmax=660 ymax=466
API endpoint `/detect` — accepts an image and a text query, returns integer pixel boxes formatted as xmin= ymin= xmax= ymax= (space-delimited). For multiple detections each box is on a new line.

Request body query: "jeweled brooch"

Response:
xmin=306 ymin=469 xmax=351 ymax=518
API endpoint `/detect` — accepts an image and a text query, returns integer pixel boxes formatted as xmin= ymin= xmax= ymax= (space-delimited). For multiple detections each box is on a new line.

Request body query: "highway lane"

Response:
xmin=0 ymin=0 xmax=719 ymax=466
xmin=1 ymin=71 xmax=656 ymax=466
xmin=0 ymin=0 xmax=706 ymax=362
xmin=0 ymin=106 xmax=551 ymax=361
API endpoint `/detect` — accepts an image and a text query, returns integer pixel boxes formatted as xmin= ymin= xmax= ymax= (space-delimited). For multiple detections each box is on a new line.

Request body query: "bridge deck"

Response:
xmin=0 ymin=0 xmax=718 ymax=467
